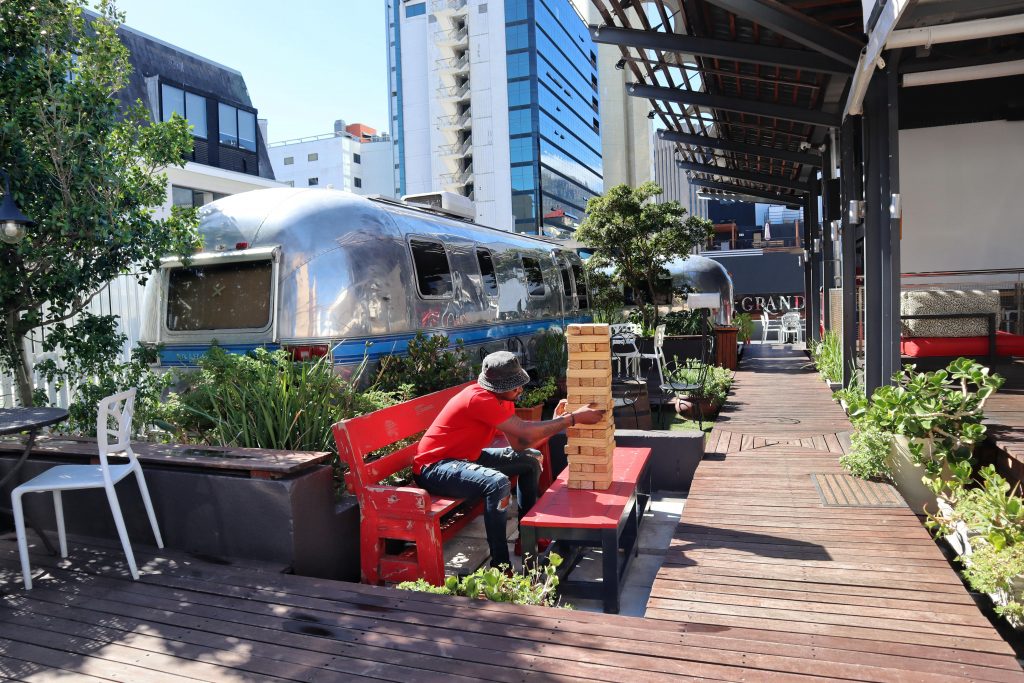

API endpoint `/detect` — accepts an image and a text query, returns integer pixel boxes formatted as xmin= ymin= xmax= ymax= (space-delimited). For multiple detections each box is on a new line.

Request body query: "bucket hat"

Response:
xmin=478 ymin=351 xmax=531 ymax=393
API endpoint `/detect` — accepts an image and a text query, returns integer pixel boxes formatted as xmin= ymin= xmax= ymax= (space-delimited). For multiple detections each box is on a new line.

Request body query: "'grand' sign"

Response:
xmin=736 ymin=294 xmax=804 ymax=314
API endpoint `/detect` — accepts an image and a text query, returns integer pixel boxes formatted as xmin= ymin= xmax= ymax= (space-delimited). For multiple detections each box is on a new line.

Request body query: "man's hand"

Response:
xmin=570 ymin=403 xmax=606 ymax=425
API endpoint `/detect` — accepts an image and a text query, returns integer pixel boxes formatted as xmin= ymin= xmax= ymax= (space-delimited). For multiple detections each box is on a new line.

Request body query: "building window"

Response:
xmin=308 ymin=177 xmax=319 ymax=186
xmin=308 ymin=152 xmax=318 ymax=162
xmin=510 ymin=136 xmax=533 ymax=163
xmin=410 ymin=238 xmax=452 ymax=298
xmin=353 ymin=153 xmax=361 ymax=164
xmin=283 ymin=156 xmax=294 ymax=165
xmin=507 ymin=52 xmax=530 ymax=79
xmin=354 ymin=177 xmax=362 ymax=188
xmin=506 ymin=24 xmax=528 ymax=50
xmin=476 ymin=248 xmax=498 ymax=297
xmin=509 ymin=108 xmax=531 ymax=135
xmin=405 ymin=2 xmax=426 ymax=17
xmin=218 ymin=103 xmax=257 ymax=152
xmin=161 ymin=84 xmax=207 ymax=138
xmin=171 ymin=185 xmax=226 ymax=208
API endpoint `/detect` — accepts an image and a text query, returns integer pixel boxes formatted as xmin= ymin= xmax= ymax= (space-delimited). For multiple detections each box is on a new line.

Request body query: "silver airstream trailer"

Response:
xmin=665 ymin=255 xmax=735 ymax=325
xmin=139 ymin=188 xmax=591 ymax=369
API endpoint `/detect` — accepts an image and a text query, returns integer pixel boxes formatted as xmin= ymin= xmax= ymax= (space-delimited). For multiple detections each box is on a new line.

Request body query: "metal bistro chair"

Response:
xmin=761 ymin=310 xmax=784 ymax=343
xmin=609 ymin=329 xmax=641 ymax=380
xmin=11 ymin=388 xmax=164 ymax=589
xmin=654 ymin=314 xmax=713 ymax=429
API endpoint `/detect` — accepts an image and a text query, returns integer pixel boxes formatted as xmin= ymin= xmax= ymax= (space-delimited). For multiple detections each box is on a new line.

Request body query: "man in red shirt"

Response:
xmin=414 ymin=351 xmax=605 ymax=569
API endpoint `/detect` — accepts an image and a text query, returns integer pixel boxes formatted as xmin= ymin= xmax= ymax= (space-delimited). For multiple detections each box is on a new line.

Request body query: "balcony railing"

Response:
xmin=436 ymin=110 xmax=472 ymax=131
xmin=435 ymin=54 xmax=470 ymax=74
xmin=433 ymin=26 xmax=468 ymax=47
xmin=440 ymin=166 xmax=474 ymax=187
xmin=437 ymin=82 xmax=471 ymax=102
xmin=438 ymin=140 xmax=472 ymax=158
xmin=431 ymin=0 xmax=467 ymax=15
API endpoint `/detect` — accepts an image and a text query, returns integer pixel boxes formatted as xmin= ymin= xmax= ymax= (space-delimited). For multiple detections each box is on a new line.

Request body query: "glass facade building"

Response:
xmin=505 ymin=0 xmax=602 ymax=235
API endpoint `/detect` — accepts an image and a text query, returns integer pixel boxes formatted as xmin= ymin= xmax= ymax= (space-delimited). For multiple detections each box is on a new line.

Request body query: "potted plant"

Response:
xmin=849 ymin=357 xmax=1004 ymax=514
xmin=733 ymin=312 xmax=754 ymax=359
xmin=516 ymin=378 xmax=557 ymax=421
xmin=667 ymin=362 xmax=732 ymax=418
xmin=809 ymin=330 xmax=843 ymax=391
xmin=533 ymin=329 xmax=568 ymax=398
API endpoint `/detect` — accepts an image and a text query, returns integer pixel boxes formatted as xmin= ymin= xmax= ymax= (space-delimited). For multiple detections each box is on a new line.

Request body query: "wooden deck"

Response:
xmin=649 ymin=343 xmax=1024 ymax=681
xmin=2 ymin=345 xmax=1023 ymax=681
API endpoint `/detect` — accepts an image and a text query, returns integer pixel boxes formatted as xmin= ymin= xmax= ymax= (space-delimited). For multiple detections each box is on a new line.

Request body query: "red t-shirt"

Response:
xmin=414 ymin=384 xmax=515 ymax=474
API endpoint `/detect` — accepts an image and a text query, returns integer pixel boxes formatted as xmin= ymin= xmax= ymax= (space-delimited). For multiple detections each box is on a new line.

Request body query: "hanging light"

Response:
xmin=615 ymin=58 xmax=626 ymax=70
xmin=647 ymin=110 xmax=656 ymax=119
xmin=0 ymin=169 xmax=34 ymax=245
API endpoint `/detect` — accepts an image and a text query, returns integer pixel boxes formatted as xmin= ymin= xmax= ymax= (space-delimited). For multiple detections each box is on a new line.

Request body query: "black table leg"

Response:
xmin=601 ymin=529 xmax=620 ymax=614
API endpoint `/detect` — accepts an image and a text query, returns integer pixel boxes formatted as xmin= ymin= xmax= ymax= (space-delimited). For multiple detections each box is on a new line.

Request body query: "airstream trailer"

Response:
xmin=139 ymin=188 xmax=591 ymax=369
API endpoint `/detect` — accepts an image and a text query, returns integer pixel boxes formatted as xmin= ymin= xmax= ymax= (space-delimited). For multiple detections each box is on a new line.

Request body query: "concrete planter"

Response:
xmin=0 ymin=441 xmax=360 ymax=581
xmin=887 ymin=435 xmax=943 ymax=515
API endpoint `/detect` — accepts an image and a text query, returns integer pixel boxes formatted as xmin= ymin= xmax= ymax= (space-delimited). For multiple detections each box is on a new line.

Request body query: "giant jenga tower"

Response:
xmin=564 ymin=323 xmax=616 ymax=490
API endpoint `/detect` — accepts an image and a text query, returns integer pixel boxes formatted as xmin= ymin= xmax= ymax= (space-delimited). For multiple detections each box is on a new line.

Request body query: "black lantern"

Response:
xmin=0 ymin=168 xmax=34 ymax=244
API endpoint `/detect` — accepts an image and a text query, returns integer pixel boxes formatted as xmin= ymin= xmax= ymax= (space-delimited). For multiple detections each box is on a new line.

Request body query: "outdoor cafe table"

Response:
xmin=520 ymin=446 xmax=652 ymax=613
xmin=0 ymin=407 xmax=70 ymax=554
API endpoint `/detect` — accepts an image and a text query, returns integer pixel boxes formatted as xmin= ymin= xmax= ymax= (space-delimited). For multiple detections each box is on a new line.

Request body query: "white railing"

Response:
xmin=433 ymin=27 xmax=468 ymax=46
xmin=436 ymin=55 xmax=470 ymax=72
xmin=431 ymin=0 xmax=467 ymax=14
xmin=437 ymin=82 xmax=471 ymax=101
xmin=436 ymin=110 xmax=472 ymax=130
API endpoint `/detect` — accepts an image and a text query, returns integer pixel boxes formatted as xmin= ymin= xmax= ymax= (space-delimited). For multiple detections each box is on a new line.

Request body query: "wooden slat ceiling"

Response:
xmin=590 ymin=0 xmax=863 ymax=204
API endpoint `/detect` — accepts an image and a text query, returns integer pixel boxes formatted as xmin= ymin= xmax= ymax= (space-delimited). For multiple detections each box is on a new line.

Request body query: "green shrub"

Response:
xmin=661 ymin=310 xmax=705 ymax=336
xmin=520 ymin=377 xmax=557 ymax=408
xmin=667 ymin=362 xmax=732 ymax=405
xmin=810 ymin=330 xmax=842 ymax=383
xmin=374 ymin=331 xmax=474 ymax=398
xmin=534 ymin=329 xmax=567 ymax=380
xmin=962 ymin=542 xmax=1024 ymax=598
xmin=172 ymin=346 xmax=399 ymax=454
xmin=839 ymin=423 xmax=891 ymax=480
xmin=627 ymin=304 xmax=657 ymax=336
xmin=397 ymin=553 xmax=567 ymax=607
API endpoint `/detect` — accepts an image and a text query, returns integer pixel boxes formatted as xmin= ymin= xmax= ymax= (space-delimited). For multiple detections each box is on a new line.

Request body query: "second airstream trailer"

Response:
xmin=140 ymin=188 xmax=591 ymax=369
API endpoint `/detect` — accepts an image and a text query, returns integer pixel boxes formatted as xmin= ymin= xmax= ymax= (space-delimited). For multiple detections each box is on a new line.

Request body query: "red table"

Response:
xmin=520 ymin=446 xmax=652 ymax=613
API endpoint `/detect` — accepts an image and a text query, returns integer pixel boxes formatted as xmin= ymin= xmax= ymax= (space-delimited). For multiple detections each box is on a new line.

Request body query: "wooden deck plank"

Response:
xmin=649 ymin=344 xmax=1024 ymax=679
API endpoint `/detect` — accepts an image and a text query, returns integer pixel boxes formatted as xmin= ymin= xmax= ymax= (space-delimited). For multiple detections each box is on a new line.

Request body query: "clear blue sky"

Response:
xmin=112 ymin=0 xmax=390 ymax=143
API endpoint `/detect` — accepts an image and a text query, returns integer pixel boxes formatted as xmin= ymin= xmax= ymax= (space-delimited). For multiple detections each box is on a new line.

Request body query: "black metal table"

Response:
xmin=0 ymin=407 xmax=70 ymax=553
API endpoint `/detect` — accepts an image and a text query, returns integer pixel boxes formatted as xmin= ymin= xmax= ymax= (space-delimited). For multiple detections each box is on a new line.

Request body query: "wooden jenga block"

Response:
xmin=568 ymin=462 xmax=583 ymax=472
xmin=582 ymin=464 xmax=594 ymax=473
xmin=569 ymin=360 xmax=582 ymax=370
xmin=591 ymin=462 xmax=612 ymax=474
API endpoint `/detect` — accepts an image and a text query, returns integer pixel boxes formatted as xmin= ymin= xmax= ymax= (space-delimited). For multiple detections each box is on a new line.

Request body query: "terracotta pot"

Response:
xmin=515 ymin=404 xmax=544 ymax=421
xmin=672 ymin=397 xmax=718 ymax=418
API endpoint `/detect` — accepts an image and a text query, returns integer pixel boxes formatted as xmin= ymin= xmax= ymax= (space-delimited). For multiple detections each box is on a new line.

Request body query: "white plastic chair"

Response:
xmin=12 ymin=388 xmax=164 ymax=589
xmin=760 ymin=311 xmax=784 ymax=343
xmin=610 ymin=330 xmax=641 ymax=379
xmin=781 ymin=312 xmax=804 ymax=344
xmin=639 ymin=324 xmax=667 ymax=386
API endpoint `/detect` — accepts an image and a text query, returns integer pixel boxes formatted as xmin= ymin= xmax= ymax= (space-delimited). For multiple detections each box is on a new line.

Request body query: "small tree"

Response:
xmin=0 ymin=0 xmax=200 ymax=406
xmin=577 ymin=182 xmax=711 ymax=327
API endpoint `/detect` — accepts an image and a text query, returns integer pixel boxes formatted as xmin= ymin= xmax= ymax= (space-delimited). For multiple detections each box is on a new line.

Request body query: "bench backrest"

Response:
xmin=333 ymin=381 xmax=474 ymax=494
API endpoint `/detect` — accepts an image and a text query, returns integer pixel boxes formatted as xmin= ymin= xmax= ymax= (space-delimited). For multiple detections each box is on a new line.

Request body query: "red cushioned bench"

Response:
xmin=520 ymin=446 xmax=652 ymax=613
xmin=902 ymin=331 xmax=1024 ymax=359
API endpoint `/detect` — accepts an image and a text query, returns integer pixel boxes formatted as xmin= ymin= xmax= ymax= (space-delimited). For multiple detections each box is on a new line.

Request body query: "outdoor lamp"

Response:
xmin=0 ymin=168 xmax=33 ymax=245
xmin=615 ymin=58 xmax=626 ymax=70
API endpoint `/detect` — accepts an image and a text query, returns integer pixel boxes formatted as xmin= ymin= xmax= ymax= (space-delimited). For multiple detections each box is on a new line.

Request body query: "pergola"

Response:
xmin=589 ymin=0 xmax=1024 ymax=392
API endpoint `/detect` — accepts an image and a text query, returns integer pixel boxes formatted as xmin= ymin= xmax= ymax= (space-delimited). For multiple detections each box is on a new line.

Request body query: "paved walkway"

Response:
xmin=648 ymin=343 xmax=1024 ymax=681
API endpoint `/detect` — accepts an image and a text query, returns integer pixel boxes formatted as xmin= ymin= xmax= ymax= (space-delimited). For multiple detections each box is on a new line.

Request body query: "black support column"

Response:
xmin=806 ymin=175 xmax=822 ymax=344
xmin=861 ymin=59 xmax=901 ymax=394
xmin=886 ymin=56 xmax=903 ymax=377
xmin=840 ymin=116 xmax=862 ymax=389
xmin=821 ymin=168 xmax=836 ymax=333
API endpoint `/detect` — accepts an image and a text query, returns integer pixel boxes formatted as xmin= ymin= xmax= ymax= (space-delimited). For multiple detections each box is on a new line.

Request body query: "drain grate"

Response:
xmin=811 ymin=473 xmax=907 ymax=508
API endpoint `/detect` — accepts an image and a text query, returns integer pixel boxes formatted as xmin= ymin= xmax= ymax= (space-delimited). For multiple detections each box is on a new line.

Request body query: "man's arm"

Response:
xmin=497 ymin=404 xmax=606 ymax=451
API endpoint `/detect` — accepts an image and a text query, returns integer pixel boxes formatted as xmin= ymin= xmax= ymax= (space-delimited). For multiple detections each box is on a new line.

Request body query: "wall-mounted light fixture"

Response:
xmin=812 ymin=237 xmax=822 ymax=253
xmin=0 ymin=168 xmax=34 ymax=245
xmin=615 ymin=58 xmax=626 ymax=70
xmin=830 ymin=219 xmax=841 ymax=242
xmin=647 ymin=110 xmax=657 ymax=119
xmin=889 ymin=193 xmax=902 ymax=219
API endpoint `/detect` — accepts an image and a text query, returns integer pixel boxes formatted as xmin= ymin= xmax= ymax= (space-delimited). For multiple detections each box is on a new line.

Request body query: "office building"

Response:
xmin=268 ymin=120 xmax=395 ymax=197
xmin=387 ymin=0 xmax=603 ymax=234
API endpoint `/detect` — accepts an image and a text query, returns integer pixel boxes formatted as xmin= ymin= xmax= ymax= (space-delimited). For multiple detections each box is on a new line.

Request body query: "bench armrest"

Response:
xmin=364 ymin=485 xmax=434 ymax=516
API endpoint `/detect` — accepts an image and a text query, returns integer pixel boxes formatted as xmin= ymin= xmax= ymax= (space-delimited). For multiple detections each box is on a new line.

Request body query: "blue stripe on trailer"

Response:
xmin=157 ymin=315 xmax=593 ymax=367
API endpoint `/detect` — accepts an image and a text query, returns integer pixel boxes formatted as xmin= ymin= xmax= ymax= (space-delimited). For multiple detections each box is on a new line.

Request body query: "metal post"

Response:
xmin=840 ymin=117 xmax=861 ymax=388
xmin=802 ymin=198 xmax=813 ymax=345
xmin=821 ymin=165 xmax=835 ymax=333
xmin=886 ymin=55 xmax=903 ymax=378
xmin=862 ymin=73 xmax=885 ymax=394
xmin=807 ymin=175 xmax=822 ymax=344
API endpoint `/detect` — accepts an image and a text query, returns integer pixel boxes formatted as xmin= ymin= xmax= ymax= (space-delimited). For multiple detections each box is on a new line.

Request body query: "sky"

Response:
xmin=111 ymin=0 xmax=390 ymax=143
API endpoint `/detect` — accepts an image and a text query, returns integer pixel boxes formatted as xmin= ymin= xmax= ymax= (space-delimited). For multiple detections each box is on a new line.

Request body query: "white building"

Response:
xmin=268 ymin=121 xmax=395 ymax=197
xmin=387 ymin=0 xmax=604 ymax=234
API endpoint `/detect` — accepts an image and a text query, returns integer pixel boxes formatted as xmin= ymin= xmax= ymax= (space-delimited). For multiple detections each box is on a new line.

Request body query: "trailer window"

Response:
xmin=476 ymin=248 xmax=498 ymax=297
xmin=557 ymin=255 xmax=573 ymax=298
xmin=166 ymin=260 xmax=272 ymax=331
xmin=410 ymin=239 xmax=453 ymax=297
xmin=571 ymin=264 xmax=589 ymax=309
xmin=521 ymin=256 xmax=545 ymax=297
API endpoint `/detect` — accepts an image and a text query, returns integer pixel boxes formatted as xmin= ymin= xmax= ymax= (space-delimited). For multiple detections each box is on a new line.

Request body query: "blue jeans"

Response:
xmin=414 ymin=447 xmax=542 ymax=568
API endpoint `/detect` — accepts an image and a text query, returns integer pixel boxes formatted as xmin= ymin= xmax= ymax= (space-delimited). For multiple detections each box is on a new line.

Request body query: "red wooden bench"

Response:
xmin=332 ymin=381 xmax=481 ymax=586
xmin=520 ymin=446 xmax=652 ymax=613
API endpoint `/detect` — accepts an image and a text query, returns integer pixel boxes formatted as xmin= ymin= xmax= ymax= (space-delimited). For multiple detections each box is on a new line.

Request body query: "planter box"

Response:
xmin=887 ymin=435 xmax=949 ymax=515
xmin=715 ymin=327 xmax=738 ymax=370
xmin=0 ymin=436 xmax=360 ymax=581
xmin=515 ymin=404 xmax=544 ymax=421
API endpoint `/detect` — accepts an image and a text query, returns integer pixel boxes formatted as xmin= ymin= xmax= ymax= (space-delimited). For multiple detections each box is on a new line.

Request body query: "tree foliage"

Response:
xmin=0 ymin=0 xmax=200 ymax=405
xmin=576 ymin=182 xmax=712 ymax=324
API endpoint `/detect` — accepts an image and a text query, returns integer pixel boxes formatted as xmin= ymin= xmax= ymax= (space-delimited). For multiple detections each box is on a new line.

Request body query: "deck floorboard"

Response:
xmin=649 ymin=344 xmax=1024 ymax=680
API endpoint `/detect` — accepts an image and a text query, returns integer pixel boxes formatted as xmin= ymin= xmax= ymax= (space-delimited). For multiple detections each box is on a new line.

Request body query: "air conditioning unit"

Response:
xmin=402 ymin=191 xmax=475 ymax=220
